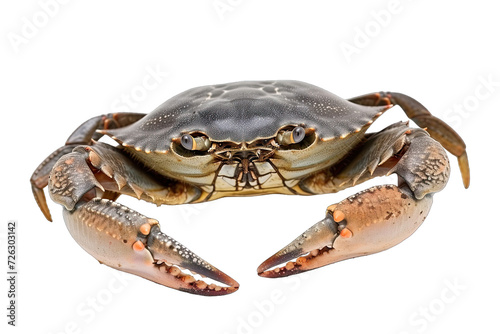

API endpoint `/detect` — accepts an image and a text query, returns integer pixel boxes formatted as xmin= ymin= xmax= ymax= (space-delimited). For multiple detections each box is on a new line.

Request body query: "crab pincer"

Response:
xmin=258 ymin=184 xmax=432 ymax=277
xmin=45 ymin=143 xmax=238 ymax=295
xmin=258 ymin=125 xmax=451 ymax=277
xmin=63 ymin=199 xmax=239 ymax=295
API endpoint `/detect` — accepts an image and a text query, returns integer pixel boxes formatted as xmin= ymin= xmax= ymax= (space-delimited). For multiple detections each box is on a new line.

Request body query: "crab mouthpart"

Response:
xmin=257 ymin=215 xmax=340 ymax=278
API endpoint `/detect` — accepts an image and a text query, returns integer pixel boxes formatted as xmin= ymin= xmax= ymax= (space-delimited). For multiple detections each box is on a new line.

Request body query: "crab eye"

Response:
xmin=292 ymin=126 xmax=305 ymax=143
xmin=179 ymin=134 xmax=212 ymax=151
xmin=277 ymin=126 xmax=306 ymax=145
xmin=181 ymin=134 xmax=195 ymax=150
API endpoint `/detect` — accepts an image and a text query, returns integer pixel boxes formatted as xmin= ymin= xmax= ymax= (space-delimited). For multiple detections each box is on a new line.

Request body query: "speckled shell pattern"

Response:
xmin=103 ymin=80 xmax=389 ymax=152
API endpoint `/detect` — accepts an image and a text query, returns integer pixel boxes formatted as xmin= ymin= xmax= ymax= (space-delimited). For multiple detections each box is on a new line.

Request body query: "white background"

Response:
xmin=1 ymin=1 xmax=498 ymax=333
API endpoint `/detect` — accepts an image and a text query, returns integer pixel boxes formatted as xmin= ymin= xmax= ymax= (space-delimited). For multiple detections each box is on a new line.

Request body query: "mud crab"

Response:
xmin=31 ymin=80 xmax=469 ymax=296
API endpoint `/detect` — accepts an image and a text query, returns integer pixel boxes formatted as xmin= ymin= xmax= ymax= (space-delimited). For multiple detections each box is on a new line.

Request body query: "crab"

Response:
xmin=31 ymin=80 xmax=469 ymax=296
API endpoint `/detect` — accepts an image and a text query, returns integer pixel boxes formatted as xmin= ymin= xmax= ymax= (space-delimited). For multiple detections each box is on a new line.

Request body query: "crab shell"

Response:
xmin=102 ymin=80 xmax=388 ymax=197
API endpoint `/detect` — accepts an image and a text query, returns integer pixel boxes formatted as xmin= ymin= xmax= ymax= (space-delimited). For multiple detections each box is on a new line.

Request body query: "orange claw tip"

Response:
xmin=326 ymin=204 xmax=337 ymax=213
xmin=140 ymin=223 xmax=151 ymax=235
xmin=132 ymin=240 xmax=145 ymax=251
xmin=333 ymin=210 xmax=345 ymax=223
xmin=340 ymin=228 xmax=352 ymax=238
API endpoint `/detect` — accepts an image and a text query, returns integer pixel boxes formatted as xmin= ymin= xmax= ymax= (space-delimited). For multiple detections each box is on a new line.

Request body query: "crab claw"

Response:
xmin=64 ymin=199 xmax=239 ymax=296
xmin=145 ymin=224 xmax=239 ymax=295
xmin=258 ymin=184 xmax=433 ymax=278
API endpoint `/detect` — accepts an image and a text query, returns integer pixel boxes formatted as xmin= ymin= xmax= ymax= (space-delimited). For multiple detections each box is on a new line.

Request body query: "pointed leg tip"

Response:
xmin=458 ymin=151 xmax=470 ymax=189
xmin=31 ymin=184 xmax=53 ymax=222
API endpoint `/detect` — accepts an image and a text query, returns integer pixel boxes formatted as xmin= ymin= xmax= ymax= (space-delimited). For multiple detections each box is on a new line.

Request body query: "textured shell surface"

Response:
xmin=105 ymin=80 xmax=387 ymax=152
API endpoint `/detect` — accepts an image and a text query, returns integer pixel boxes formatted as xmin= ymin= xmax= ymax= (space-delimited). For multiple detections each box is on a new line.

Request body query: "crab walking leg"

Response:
xmin=31 ymin=112 xmax=145 ymax=221
xmin=258 ymin=125 xmax=449 ymax=277
xmin=47 ymin=143 xmax=238 ymax=295
xmin=348 ymin=91 xmax=469 ymax=188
